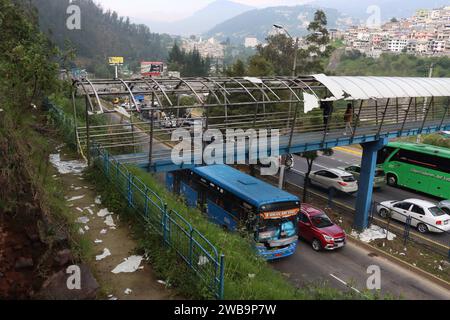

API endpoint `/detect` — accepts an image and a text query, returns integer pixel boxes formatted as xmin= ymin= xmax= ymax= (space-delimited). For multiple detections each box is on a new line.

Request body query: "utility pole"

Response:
xmin=273 ymin=24 xmax=298 ymax=189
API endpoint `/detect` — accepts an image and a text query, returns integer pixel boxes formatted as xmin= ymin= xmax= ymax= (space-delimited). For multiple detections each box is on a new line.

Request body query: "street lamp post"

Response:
xmin=273 ymin=24 xmax=299 ymax=189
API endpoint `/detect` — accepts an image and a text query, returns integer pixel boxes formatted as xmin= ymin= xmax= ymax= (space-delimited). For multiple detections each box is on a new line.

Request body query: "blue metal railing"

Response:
xmin=48 ymin=104 xmax=225 ymax=299
xmin=90 ymin=144 xmax=225 ymax=299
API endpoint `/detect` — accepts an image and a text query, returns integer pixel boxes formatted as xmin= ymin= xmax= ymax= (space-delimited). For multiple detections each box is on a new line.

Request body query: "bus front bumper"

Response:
xmin=256 ymin=241 xmax=298 ymax=261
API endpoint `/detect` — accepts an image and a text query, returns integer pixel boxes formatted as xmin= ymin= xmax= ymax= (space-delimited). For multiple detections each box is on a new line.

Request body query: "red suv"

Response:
xmin=298 ymin=204 xmax=346 ymax=251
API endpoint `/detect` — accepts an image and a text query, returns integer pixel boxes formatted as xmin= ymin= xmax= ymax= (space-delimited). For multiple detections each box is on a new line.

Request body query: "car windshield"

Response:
xmin=429 ymin=206 xmax=447 ymax=217
xmin=342 ymin=176 xmax=355 ymax=182
xmin=311 ymin=214 xmax=334 ymax=228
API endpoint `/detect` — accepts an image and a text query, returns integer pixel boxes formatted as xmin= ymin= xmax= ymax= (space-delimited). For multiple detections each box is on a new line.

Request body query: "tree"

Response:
xmin=255 ymin=34 xmax=296 ymax=75
xmin=296 ymin=9 xmax=334 ymax=74
xmin=225 ymin=59 xmax=246 ymax=76
xmin=300 ymin=148 xmax=334 ymax=202
xmin=247 ymin=55 xmax=274 ymax=77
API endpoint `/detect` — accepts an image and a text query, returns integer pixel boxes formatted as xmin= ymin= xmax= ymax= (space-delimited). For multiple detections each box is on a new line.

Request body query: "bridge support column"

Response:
xmin=354 ymin=138 xmax=388 ymax=231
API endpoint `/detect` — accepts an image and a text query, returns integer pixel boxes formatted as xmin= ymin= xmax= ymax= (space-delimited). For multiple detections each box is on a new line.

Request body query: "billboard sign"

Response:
xmin=109 ymin=56 xmax=124 ymax=65
xmin=141 ymin=62 xmax=164 ymax=77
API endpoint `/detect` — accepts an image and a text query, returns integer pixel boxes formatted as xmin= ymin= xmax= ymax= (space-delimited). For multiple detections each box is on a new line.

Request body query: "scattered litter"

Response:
xmin=96 ymin=248 xmax=111 ymax=261
xmin=138 ymin=266 xmax=144 ymax=270
xmin=351 ymin=225 xmax=396 ymax=243
xmin=124 ymin=288 xmax=133 ymax=295
xmin=399 ymin=252 xmax=405 ymax=256
xmin=438 ymin=265 xmax=443 ymax=271
xmin=108 ymin=296 xmax=118 ymax=301
xmin=248 ymin=274 xmax=255 ymax=279
xmin=83 ymin=186 xmax=89 ymax=189
xmin=78 ymin=227 xmax=85 ymax=235
xmin=74 ymin=187 xmax=82 ymax=191
xmin=104 ymin=215 xmax=116 ymax=229
xmin=67 ymin=195 xmax=85 ymax=202
xmin=78 ymin=177 xmax=84 ymax=180
xmin=76 ymin=207 xmax=83 ymax=212
xmin=111 ymin=255 xmax=143 ymax=274
xmin=157 ymin=280 xmax=166 ymax=285
xmin=49 ymin=153 xmax=87 ymax=174
xmin=84 ymin=225 xmax=90 ymax=231
xmin=94 ymin=239 xmax=103 ymax=244
xmin=85 ymin=208 xmax=94 ymax=215
xmin=90 ymin=204 xmax=95 ymax=207
xmin=198 ymin=256 xmax=209 ymax=266
xmin=76 ymin=216 xmax=90 ymax=224
xmin=413 ymin=263 xmax=417 ymax=267
xmin=95 ymin=196 xmax=102 ymax=204
xmin=98 ymin=208 xmax=113 ymax=217
xmin=100 ymin=229 xmax=108 ymax=235
xmin=67 ymin=204 xmax=74 ymax=207
xmin=0 ymin=108 xmax=4 ymax=112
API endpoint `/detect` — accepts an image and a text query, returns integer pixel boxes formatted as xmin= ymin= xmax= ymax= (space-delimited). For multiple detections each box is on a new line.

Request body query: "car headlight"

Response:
xmin=323 ymin=234 xmax=334 ymax=241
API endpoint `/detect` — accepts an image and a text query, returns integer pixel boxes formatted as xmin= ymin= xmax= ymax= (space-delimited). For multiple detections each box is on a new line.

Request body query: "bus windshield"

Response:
xmin=258 ymin=217 xmax=297 ymax=241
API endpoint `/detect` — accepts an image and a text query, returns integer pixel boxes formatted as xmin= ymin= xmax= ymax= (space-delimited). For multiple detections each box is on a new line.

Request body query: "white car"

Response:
xmin=309 ymin=169 xmax=358 ymax=194
xmin=377 ymin=199 xmax=450 ymax=233
xmin=439 ymin=200 xmax=450 ymax=215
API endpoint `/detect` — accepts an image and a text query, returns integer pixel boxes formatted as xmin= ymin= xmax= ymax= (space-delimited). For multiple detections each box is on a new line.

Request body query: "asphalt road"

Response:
xmin=285 ymin=148 xmax=450 ymax=248
xmin=271 ymin=240 xmax=450 ymax=300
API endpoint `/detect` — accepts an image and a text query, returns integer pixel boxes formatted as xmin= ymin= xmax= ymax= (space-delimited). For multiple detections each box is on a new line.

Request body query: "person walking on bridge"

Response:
xmin=344 ymin=103 xmax=354 ymax=135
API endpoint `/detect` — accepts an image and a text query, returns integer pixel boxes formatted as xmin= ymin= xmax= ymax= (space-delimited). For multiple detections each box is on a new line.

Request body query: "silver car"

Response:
xmin=309 ymin=168 xmax=358 ymax=194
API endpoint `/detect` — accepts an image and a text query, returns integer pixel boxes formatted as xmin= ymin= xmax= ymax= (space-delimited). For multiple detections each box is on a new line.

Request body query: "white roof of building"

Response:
xmin=313 ymin=74 xmax=450 ymax=100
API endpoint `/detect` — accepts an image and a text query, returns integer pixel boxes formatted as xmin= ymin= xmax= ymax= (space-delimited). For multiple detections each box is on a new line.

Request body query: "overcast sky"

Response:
xmin=94 ymin=0 xmax=311 ymax=22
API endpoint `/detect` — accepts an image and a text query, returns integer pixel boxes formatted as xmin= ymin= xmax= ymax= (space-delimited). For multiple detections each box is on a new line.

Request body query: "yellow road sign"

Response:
xmin=109 ymin=57 xmax=124 ymax=65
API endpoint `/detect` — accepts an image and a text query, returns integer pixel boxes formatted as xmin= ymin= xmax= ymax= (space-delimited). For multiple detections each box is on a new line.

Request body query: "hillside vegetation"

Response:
xmin=27 ymin=0 xmax=172 ymax=76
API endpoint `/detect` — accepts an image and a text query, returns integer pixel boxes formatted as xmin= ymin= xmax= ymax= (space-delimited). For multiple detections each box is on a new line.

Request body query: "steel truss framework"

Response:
xmin=72 ymin=75 xmax=450 ymax=171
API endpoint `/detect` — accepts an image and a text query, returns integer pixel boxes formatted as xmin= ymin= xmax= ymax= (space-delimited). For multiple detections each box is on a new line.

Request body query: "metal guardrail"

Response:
xmin=49 ymin=104 xmax=225 ymax=299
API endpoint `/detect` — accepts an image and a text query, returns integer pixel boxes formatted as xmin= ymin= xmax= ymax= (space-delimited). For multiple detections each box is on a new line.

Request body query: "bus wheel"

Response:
xmin=417 ymin=223 xmax=428 ymax=234
xmin=311 ymin=239 xmax=322 ymax=252
xmin=387 ymin=174 xmax=397 ymax=186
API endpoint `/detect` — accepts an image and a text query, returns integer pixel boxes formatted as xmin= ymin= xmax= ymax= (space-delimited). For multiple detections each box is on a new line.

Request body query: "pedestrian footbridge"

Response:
xmin=71 ymin=75 xmax=450 ymax=229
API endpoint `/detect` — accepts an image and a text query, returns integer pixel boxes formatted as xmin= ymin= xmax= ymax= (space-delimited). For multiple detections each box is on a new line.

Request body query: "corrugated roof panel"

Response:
xmin=313 ymin=74 xmax=450 ymax=100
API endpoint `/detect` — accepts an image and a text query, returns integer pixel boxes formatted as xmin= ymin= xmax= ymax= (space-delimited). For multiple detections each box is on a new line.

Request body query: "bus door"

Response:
xmin=180 ymin=182 xmax=198 ymax=208
xmin=206 ymin=199 xmax=237 ymax=231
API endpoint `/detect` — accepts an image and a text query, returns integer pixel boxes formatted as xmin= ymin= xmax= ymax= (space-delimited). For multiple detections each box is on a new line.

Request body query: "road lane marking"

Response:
xmin=334 ymin=146 xmax=363 ymax=157
xmin=329 ymin=273 xmax=362 ymax=294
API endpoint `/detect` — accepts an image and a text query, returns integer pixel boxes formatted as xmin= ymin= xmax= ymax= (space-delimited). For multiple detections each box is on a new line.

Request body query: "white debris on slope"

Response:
xmin=49 ymin=153 xmax=87 ymax=174
xmin=97 ymin=208 xmax=113 ymax=217
xmin=67 ymin=195 xmax=85 ymax=202
xmin=124 ymin=288 xmax=133 ymax=295
xmin=76 ymin=216 xmax=90 ymax=224
xmin=111 ymin=255 xmax=143 ymax=274
xmin=104 ymin=215 xmax=116 ymax=229
xmin=96 ymin=248 xmax=111 ymax=261
xmin=95 ymin=196 xmax=102 ymax=204
xmin=351 ymin=225 xmax=396 ymax=243
xmin=198 ymin=256 xmax=209 ymax=266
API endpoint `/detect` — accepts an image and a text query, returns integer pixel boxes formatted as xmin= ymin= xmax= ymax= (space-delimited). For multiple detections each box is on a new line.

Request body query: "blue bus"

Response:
xmin=166 ymin=165 xmax=300 ymax=260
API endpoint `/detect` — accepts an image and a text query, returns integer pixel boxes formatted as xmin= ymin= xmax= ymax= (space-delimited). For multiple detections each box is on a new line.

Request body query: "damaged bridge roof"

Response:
xmin=313 ymin=74 xmax=450 ymax=100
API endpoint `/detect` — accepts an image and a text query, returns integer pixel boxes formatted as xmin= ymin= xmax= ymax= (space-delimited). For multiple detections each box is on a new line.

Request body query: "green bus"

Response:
xmin=377 ymin=142 xmax=450 ymax=199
